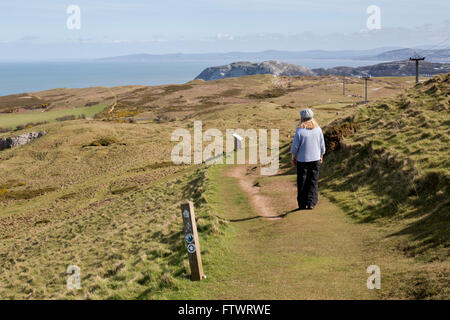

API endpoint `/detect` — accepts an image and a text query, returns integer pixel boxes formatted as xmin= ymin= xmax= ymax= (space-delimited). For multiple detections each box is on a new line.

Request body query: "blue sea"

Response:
xmin=0 ymin=59 xmax=377 ymax=96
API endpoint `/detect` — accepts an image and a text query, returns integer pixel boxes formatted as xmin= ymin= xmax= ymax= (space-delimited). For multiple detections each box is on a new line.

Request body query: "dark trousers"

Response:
xmin=296 ymin=160 xmax=320 ymax=208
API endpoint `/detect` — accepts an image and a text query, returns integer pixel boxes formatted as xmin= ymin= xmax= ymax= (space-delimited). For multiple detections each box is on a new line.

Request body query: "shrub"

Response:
xmin=14 ymin=121 xmax=48 ymax=131
xmin=0 ymin=187 xmax=57 ymax=200
xmin=94 ymin=112 xmax=104 ymax=119
xmin=248 ymin=88 xmax=286 ymax=99
xmin=84 ymin=136 xmax=119 ymax=147
xmin=323 ymin=120 xmax=358 ymax=153
xmin=163 ymin=84 xmax=193 ymax=94
xmin=111 ymin=186 xmax=138 ymax=195
xmin=220 ymin=88 xmax=242 ymax=97
xmin=113 ymin=109 xmax=140 ymax=118
xmin=154 ymin=114 xmax=172 ymax=122
xmin=56 ymin=115 xmax=76 ymax=122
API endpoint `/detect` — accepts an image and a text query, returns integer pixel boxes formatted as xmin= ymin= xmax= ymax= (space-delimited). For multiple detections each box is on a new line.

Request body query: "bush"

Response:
xmin=84 ymin=136 xmax=119 ymax=147
xmin=0 ymin=187 xmax=57 ymax=200
xmin=56 ymin=115 xmax=76 ymax=122
xmin=323 ymin=120 xmax=358 ymax=153
xmin=14 ymin=121 xmax=48 ymax=131
xmin=111 ymin=186 xmax=138 ymax=195
xmin=15 ymin=124 xmax=27 ymax=131
xmin=248 ymin=88 xmax=286 ymax=99
xmin=154 ymin=114 xmax=172 ymax=122
xmin=94 ymin=112 xmax=104 ymax=119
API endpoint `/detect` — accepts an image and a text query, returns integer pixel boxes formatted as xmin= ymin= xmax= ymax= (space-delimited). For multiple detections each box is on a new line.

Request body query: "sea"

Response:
xmin=0 ymin=59 xmax=378 ymax=96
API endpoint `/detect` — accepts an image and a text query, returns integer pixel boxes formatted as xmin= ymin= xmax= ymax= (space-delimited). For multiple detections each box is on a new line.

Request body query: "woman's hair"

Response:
xmin=297 ymin=117 xmax=319 ymax=129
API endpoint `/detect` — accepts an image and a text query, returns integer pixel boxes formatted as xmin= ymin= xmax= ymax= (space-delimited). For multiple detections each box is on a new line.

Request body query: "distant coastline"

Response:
xmin=1 ymin=47 xmax=448 ymax=96
xmin=97 ymin=48 xmax=449 ymax=63
xmin=0 ymin=58 xmax=381 ymax=96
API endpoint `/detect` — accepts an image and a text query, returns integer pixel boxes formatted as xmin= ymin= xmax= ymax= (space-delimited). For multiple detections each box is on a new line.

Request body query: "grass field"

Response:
xmin=0 ymin=74 xmax=447 ymax=299
xmin=0 ymin=103 xmax=108 ymax=129
xmin=317 ymin=75 xmax=450 ymax=298
xmin=321 ymin=74 xmax=450 ymax=261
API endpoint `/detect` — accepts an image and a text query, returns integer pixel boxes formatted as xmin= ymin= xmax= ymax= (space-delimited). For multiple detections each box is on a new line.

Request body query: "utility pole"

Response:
xmin=342 ymin=77 xmax=346 ymax=96
xmin=362 ymin=75 xmax=371 ymax=104
xmin=409 ymin=54 xmax=425 ymax=84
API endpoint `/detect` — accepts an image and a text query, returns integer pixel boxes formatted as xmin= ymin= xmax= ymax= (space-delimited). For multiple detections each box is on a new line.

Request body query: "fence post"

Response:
xmin=180 ymin=201 xmax=205 ymax=281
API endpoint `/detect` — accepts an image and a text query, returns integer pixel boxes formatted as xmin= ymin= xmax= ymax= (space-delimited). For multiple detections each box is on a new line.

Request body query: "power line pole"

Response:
xmin=409 ymin=54 xmax=425 ymax=84
xmin=342 ymin=77 xmax=346 ymax=96
xmin=362 ymin=75 xmax=371 ymax=104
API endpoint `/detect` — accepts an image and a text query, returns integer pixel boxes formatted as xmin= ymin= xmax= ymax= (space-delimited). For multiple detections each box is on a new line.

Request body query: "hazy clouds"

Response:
xmin=0 ymin=1 xmax=448 ymax=60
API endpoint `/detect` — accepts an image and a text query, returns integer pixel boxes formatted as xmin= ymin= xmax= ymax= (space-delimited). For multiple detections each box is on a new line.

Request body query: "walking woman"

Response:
xmin=290 ymin=109 xmax=325 ymax=210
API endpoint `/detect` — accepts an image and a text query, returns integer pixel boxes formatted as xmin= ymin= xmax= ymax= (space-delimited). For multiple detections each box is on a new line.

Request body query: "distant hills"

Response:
xmin=99 ymin=47 xmax=449 ymax=63
xmin=312 ymin=60 xmax=449 ymax=77
xmin=195 ymin=60 xmax=450 ymax=81
xmin=98 ymin=48 xmax=398 ymax=62
xmin=98 ymin=47 xmax=450 ymax=81
xmin=373 ymin=48 xmax=450 ymax=62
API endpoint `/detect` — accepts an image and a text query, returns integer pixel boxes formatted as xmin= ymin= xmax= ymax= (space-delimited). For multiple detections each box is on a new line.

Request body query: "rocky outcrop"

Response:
xmin=196 ymin=59 xmax=450 ymax=81
xmin=312 ymin=60 xmax=450 ymax=77
xmin=0 ymin=131 xmax=46 ymax=151
xmin=195 ymin=60 xmax=315 ymax=81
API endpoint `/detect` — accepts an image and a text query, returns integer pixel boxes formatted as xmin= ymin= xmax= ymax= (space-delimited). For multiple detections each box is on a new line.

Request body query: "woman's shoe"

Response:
xmin=307 ymin=205 xmax=315 ymax=210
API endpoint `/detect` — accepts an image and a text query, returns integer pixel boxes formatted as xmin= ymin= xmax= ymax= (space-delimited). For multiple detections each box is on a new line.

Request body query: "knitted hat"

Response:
xmin=300 ymin=108 xmax=314 ymax=120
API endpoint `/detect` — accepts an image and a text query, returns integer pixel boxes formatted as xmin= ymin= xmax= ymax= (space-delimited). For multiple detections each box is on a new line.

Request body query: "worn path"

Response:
xmin=171 ymin=164 xmax=386 ymax=299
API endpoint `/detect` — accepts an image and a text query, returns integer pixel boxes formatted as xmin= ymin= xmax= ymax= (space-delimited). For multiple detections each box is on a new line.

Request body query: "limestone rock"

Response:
xmin=195 ymin=60 xmax=315 ymax=81
xmin=0 ymin=131 xmax=46 ymax=150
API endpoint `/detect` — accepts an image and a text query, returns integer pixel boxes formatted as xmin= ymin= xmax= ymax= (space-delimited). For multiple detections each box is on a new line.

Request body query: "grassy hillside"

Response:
xmin=0 ymin=103 xmax=108 ymax=129
xmin=320 ymin=74 xmax=449 ymax=298
xmin=1 ymin=74 xmax=446 ymax=299
xmin=0 ymin=118 xmax=227 ymax=298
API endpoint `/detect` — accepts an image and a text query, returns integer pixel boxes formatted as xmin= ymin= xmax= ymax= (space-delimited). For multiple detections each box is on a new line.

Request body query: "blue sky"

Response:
xmin=0 ymin=0 xmax=449 ymax=60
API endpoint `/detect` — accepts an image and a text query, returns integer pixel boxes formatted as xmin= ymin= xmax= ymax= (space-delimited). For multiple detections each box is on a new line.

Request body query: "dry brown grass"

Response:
xmin=1 ymin=74 xmax=433 ymax=299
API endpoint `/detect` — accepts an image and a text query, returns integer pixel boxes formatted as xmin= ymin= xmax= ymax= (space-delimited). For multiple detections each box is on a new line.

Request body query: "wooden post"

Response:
xmin=180 ymin=201 xmax=204 ymax=281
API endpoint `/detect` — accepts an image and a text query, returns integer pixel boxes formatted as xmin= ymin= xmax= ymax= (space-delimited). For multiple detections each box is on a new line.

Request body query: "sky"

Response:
xmin=0 ymin=0 xmax=449 ymax=60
